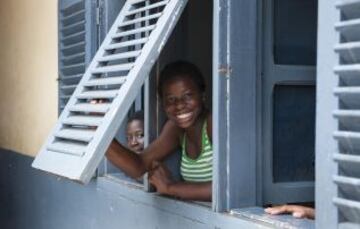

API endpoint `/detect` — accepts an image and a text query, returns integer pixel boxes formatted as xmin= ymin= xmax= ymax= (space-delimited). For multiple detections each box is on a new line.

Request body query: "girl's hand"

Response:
xmin=148 ymin=161 xmax=174 ymax=195
xmin=265 ymin=205 xmax=315 ymax=219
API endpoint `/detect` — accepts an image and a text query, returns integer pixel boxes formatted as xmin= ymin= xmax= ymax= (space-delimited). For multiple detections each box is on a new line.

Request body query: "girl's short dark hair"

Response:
xmin=128 ymin=110 xmax=144 ymax=124
xmin=158 ymin=61 xmax=206 ymax=98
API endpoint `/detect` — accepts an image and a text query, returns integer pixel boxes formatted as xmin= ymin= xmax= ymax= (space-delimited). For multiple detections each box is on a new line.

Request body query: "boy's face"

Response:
xmin=126 ymin=120 xmax=144 ymax=153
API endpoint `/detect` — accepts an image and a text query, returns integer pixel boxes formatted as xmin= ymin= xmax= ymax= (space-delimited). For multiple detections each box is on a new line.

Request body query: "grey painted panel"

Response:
xmin=261 ymin=0 xmax=316 ymax=204
xmin=213 ymin=0 xmax=258 ymax=211
xmin=228 ymin=0 xmax=258 ymax=208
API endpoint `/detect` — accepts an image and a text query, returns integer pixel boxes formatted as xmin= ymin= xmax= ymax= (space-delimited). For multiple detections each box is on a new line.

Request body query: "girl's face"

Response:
xmin=126 ymin=119 xmax=144 ymax=153
xmin=162 ymin=76 xmax=204 ymax=129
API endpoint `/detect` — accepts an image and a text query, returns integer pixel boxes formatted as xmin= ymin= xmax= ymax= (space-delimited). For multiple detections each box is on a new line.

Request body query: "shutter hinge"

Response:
xmin=218 ymin=65 xmax=232 ymax=76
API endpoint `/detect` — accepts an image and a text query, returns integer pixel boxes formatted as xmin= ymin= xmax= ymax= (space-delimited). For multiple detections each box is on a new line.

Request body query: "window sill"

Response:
xmin=230 ymin=207 xmax=315 ymax=229
xmin=96 ymin=176 xmax=312 ymax=228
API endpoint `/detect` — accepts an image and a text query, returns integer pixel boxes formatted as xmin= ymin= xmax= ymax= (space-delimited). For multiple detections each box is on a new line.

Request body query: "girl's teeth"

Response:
xmin=177 ymin=113 xmax=191 ymax=119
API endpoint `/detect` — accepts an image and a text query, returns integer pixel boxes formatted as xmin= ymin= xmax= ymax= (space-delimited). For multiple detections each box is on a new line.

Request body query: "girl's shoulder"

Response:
xmin=163 ymin=119 xmax=184 ymax=141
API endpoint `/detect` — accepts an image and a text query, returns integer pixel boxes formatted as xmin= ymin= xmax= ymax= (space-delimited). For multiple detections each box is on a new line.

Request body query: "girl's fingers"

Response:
xmin=292 ymin=211 xmax=305 ymax=218
xmin=151 ymin=161 xmax=160 ymax=170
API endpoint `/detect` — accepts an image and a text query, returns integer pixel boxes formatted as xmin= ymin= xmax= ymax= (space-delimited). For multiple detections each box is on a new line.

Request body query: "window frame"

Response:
xmin=55 ymin=1 xmax=321 ymax=227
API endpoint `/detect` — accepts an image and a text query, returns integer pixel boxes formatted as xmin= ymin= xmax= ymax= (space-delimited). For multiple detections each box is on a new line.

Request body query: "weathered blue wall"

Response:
xmin=0 ymin=148 xmax=271 ymax=229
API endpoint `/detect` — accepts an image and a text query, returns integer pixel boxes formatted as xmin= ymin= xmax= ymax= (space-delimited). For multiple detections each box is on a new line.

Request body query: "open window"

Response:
xmin=32 ymin=0 xmax=189 ymax=184
xmin=213 ymin=0 xmax=318 ymax=215
xmin=102 ymin=0 xmax=214 ymax=199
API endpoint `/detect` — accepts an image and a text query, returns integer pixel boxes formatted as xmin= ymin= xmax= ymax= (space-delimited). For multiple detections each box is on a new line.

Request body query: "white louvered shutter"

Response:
xmin=333 ymin=0 xmax=360 ymax=227
xmin=33 ymin=0 xmax=188 ymax=183
xmin=58 ymin=0 xmax=97 ymax=113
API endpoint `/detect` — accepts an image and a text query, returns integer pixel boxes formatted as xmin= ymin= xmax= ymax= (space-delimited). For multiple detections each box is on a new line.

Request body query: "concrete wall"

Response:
xmin=0 ymin=0 xmax=58 ymax=156
xmin=0 ymin=148 xmax=273 ymax=229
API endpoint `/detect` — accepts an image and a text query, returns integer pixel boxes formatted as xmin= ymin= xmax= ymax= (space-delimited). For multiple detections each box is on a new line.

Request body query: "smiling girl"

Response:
xmin=106 ymin=61 xmax=212 ymax=201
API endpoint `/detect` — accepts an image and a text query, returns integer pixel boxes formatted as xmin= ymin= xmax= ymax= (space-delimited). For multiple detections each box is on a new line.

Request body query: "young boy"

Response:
xmin=126 ymin=111 xmax=144 ymax=154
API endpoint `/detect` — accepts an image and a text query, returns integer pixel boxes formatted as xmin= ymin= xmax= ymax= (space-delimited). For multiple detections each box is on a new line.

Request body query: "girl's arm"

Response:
xmin=106 ymin=120 xmax=182 ymax=179
xmin=166 ymin=182 xmax=212 ymax=201
xmin=149 ymin=161 xmax=211 ymax=201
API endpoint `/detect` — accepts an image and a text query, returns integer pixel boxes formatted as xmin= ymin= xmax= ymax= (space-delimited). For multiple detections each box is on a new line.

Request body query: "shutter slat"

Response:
xmin=61 ymin=31 xmax=86 ymax=45
xmin=55 ymin=128 xmax=95 ymax=142
xmin=60 ymin=73 xmax=83 ymax=82
xmin=334 ymin=109 xmax=360 ymax=118
xmin=104 ymin=38 xmax=148 ymax=51
xmin=334 ymin=131 xmax=360 ymax=141
xmin=60 ymin=95 xmax=71 ymax=99
xmin=119 ymin=13 xmax=162 ymax=27
xmin=59 ymin=86 xmax=78 ymax=94
xmin=61 ymin=9 xmax=85 ymax=24
xmin=61 ymin=52 xmax=85 ymax=64
xmin=61 ymin=63 xmax=85 ymax=72
xmin=334 ymin=153 xmax=360 ymax=163
xmin=63 ymin=115 xmax=103 ymax=127
xmin=47 ymin=141 xmax=86 ymax=157
xmin=69 ymin=103 xmax=110 ymax=113
xmin=334 ymin=86 xmax=360 ymax=95
xmin=334 ymin=175 xmax=360 ymax=186
xmin=98 ymin=50 xmax=141 ymax=62
xmin=91 ymin=63 xmax=134 ymax=74
xmin=127 ymin=0 xmax=148 ymax=5
xmin=334 ymin=64 xmax=360 ymax=75
xmin=60 ymin=85 xmax=77 ymax=91
xmin=112 ymin=25 xmax=155 ymax=39
xmin=126 ymin=0 xmax=169 ymax=16
xmin=335 ymin=19 xmax=360 ymax=41
xmin=334 ymin=197 xmax=360 ymax=210
xmin=336 ymin=1 xmax=360 ymax=20
xmin=76 ymin=90 xmax=118 ymax=99
xmin=62 ymin=41 xmax=85 ymax=51
xmin=84 ymin=77 xmax=126 ymax=86
xmin=335 ymin=42 xmax=360 ymax=63
xmin=62 ymin=20 xmax=86 ymax=32
xmin=60 ymin=1 xmax=84 ymax=15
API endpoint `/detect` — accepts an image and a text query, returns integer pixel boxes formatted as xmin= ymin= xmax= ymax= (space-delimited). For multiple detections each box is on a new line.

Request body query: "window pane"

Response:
xmin=272 ymin=85 xmax=315 ymax=182
xmin=273 ymin=0 xmax=318 ymax=65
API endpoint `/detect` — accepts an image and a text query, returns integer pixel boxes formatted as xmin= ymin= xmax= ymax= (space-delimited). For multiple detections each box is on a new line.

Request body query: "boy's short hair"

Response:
xmin=128 ymin=110 xmax=144 ymax=124
xmin=158 ymin=61 xmax=206 ymax=98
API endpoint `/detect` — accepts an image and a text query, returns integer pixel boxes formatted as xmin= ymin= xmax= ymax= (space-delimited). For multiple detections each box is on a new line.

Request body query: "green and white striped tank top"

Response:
xmin=180 ymin=121 xmax=213 ymax=182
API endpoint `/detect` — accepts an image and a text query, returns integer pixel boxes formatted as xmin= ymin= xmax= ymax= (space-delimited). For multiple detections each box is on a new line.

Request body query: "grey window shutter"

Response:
xmin=58 ymin=0 xmax=97 ymax=113
xmin=333 ymin=1 xmax=360 ymax=227
xmin=33 ymin=0 xmax=188 ymax=183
